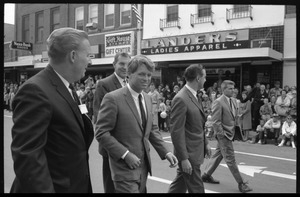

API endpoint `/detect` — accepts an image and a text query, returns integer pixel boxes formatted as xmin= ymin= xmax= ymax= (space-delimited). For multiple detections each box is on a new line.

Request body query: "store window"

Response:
xmin=22 ymin=15 xmax=30 ymax=42
xmin=105 ymin=4 xmax=115 ymax=28
xmin=198 ymin=4 xmax=211 ymax=17
xmin=51 ymin=7 xmax=60 ymax=32
xmin=167 ymin=4 xmax=178 ymax=22
xmin=120 ymin=4 xmax=131 ymax=25
xmin=75 ymin=6 xmax=84 ymax=30
xmin=89 ymin=4 xmax=98 ymax=23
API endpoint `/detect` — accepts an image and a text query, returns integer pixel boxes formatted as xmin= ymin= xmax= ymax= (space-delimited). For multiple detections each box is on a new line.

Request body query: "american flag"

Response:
xmin=132 ymin=4 xmax=142 ymax=23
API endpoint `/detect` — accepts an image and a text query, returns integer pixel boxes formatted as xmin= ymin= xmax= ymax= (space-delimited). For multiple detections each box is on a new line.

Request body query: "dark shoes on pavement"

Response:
xmin=238 ymin=182 xmax=252 ymax=193
xmin=201 ymin=173 xmax=220 ymax=184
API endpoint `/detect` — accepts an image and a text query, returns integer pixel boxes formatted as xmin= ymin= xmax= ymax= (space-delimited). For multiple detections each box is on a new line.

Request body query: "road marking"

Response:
xmin=148 ymin=175 xmax=219 ymax=193
xmin=162 ymin=136 xmax=171 ymax=139
xmin=220 ymin=164 xmax=296 ymax=180
xmin=261 ymin=171 xmax=296 ymax=180
xmin=164 ymin=140 xmax=296 ymax=162
xmin=4 ymin=115 xmax=12 ymax=118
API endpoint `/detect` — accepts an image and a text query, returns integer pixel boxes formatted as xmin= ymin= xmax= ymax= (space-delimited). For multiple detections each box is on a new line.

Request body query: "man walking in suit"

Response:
xmin=93 ymin=52 xmax=131 ymax=193
xmin=168 ymin=64 xmax=212 ymax=193
xmin=201 ymin=80 xmax=252 ymax=193
xmin=10 ymin=27 xmax=94 ymax=193
xmin=95 ymin=55 xmax=178 ymax=193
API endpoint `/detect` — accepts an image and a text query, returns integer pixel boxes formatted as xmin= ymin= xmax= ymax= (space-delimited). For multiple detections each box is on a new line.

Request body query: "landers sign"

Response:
xmin=141 ymin=29 xmax=250 ymax=55
xmin=105 ymin=31 xmax=134 ymax=57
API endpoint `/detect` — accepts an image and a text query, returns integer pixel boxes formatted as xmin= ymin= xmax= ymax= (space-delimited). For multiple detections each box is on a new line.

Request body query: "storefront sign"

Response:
xmin=141 ymin=41 xmax=250 ymax=55
xmin=141 ymin=29 xmax=249 ymax=55
xmin=251 ymin=38 xmax=273 ymax=48
xmin=105 ymin=31 xmax=134 ymax=57
xmin=10 ymin=41 xmax=33 ymax=51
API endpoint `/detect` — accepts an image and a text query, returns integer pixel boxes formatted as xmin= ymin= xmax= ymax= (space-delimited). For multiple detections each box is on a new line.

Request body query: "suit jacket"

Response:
xmin=10 ymin=65 xmax=94 ymax=193
xmin=94 ymin=86 xmax=170 ymax=181
xmin=93 ymin=73 xmax=122 ymax=124
xmin=170 ymin=86 xmax=208 ymax=165
xmin=93 ymin=73 xmax=122 ymax=156
xmin=212 ymin=94 xmax=238 ymax=141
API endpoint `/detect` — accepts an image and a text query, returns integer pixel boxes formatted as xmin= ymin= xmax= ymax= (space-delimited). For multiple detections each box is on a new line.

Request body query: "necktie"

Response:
xmin=230 ymin=98 xmax=235 ymax=114
xmin=123 ymin=79 xmax=127 ymax=87
xmin=138 ymin=94 xmax=147 ymax=130
xmin=197 ymin=94 xmax=204 ymax=112
xmin=69 ymin=84 xmax=80 ymax=105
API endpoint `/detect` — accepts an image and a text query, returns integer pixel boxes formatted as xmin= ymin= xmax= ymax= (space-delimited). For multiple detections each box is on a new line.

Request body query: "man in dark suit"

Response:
xmin=168 ymin=64 xmax=211 ymax=193
xmin=201 ymin=80 xmax=252 ymax=193
xmin=92 ymin=52 xmax=131 ymax=193
xmin=94 ymin=55 xmax=178 ymax=193
xmin=10 ymin=27 xmax=94 ymax=193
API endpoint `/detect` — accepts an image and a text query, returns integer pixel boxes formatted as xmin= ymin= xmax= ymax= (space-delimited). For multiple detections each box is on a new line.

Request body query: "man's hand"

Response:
xmin=205 ymin=144 xmax=212 ymax=159
xmin=165 ymin=152 xmax=178 ymax=168
xmin=124 ymin=152 xmax=141 ymax=170
xmin=181 ymin=159 xmax=192 ymax=175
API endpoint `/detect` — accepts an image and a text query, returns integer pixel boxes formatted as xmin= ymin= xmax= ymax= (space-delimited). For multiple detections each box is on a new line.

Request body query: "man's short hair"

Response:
xmin=113 ymin=52 xmax=131 ymax=65
xmin=183 ymin=64 xmax=204 ymax=82
xmin=221 ymin=80 xmax=235 ymax=91
xmin=47 ymin=27 xmax=88 ymax=64
xmin=127 ymin=55 xmax=155 ymax=74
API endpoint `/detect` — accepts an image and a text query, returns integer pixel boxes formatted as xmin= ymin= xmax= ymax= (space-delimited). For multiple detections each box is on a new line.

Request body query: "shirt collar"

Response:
xmin=127 ymin=83 xmax=143 ymax=100
xmin=185 ymin=84 xmax=197 ymax=99
xmin=114 ymin=72 xmax=126 ymax=85
xmin=224 ymin=95 xmax=231 ymax=102
xmin=53 ymin=68 xmax=70 ymax=90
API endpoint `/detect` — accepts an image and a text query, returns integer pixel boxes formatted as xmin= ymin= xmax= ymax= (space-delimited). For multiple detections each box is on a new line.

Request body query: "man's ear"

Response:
xmin=69 ymin=50 xmax=76 ymax=63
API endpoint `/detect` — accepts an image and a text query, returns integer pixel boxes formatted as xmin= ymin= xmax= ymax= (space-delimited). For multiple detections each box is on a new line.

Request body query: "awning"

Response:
xmin=34 ymin=62 xmax=48 ymax=68
xmin=144 ymin=48 xmax=282 ymax=63
xmin=91 ymin=57 xmax=114 ymax=65
xmin=4 ymin=59 xmax=34 ymax=67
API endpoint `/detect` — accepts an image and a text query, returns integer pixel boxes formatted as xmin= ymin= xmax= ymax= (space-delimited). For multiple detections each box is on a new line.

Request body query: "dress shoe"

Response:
xmin=238 ymin=182 xmax=252 ymax=193
xmin=201 ymin=173 xmax=220 ymax=184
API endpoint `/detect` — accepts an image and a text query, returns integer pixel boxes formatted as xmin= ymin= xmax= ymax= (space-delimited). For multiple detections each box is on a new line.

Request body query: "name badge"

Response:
xmin=78 ymin=104 xmax=88 ymax=114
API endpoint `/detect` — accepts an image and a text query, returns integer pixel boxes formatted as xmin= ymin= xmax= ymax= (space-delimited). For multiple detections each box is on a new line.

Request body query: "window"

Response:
xmin=233 ymin=4 xmax=250 ymax=13
xmin=104 ymin=4 xmax=115 ymax=28
xmin=89 ymin=4 xmax=98 ymax=23
xmin=51 ymin=7 xmax=60 ymax=32
xmin=285 ymin=5 xmax=296 ymax=15
xmin=198 ymin=4 xmax=211 ymax=17
xmin=75 ymin=6 xmax=84 ymax=30
xmin=36 ymin=11 xmax=44 ymax=43
xmin=167 ymin=4 xmax=178 ymax=22
xmin=22 ymin=15 xmax=30 ymax=42
xmin=120 ymin=4 xmax=131 ymax=25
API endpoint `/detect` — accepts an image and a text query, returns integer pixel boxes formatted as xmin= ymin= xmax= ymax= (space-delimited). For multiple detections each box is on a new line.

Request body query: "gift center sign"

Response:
xmin=105 ymin=31 xmax=134 ymax=57
xmin=141 ymin=29 xmax=250 ymax=55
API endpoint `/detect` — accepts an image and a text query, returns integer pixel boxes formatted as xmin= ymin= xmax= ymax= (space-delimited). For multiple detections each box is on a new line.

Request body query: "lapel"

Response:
xmin=184 ymin=86 xmax=205 ymax=117
xmin=222 ymin=95 xmax=235 ymax=119
xmin=143 ymin=91 xmax=152 ymax=134
xmin=112 ymin=74 xmax=122 ymax=89
xmin=46 ymin=65 xmax=85 ymax=132
xmin=123 ymin=87 xmax=144 ymax=132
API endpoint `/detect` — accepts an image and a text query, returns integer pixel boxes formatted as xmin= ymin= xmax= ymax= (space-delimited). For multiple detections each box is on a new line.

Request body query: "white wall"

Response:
xmin=143 ymin=4 xmax=285 ymax=39
xmin=282 ymin=17 xmax=297 ymax=87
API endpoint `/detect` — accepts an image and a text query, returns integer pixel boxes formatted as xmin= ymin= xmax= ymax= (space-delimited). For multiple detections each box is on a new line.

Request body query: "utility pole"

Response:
xmin=136 ymin=4 xmax=142 ymax=55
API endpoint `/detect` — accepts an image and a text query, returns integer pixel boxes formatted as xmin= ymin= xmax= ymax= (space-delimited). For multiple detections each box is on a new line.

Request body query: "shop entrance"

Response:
xmin=204 ymin=66 xmax=241 ymax=91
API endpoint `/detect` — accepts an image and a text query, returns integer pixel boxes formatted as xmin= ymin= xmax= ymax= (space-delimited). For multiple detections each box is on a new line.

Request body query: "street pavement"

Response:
xmin=4 ymin=110 xmax=297 ymax=193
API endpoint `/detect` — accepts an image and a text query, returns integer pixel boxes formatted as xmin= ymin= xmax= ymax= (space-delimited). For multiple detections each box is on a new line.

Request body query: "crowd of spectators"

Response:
xmin=4 ymin=82 xmax=22 ymax=112
xmin=4 ymin=74 xmax=297 ymax=148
